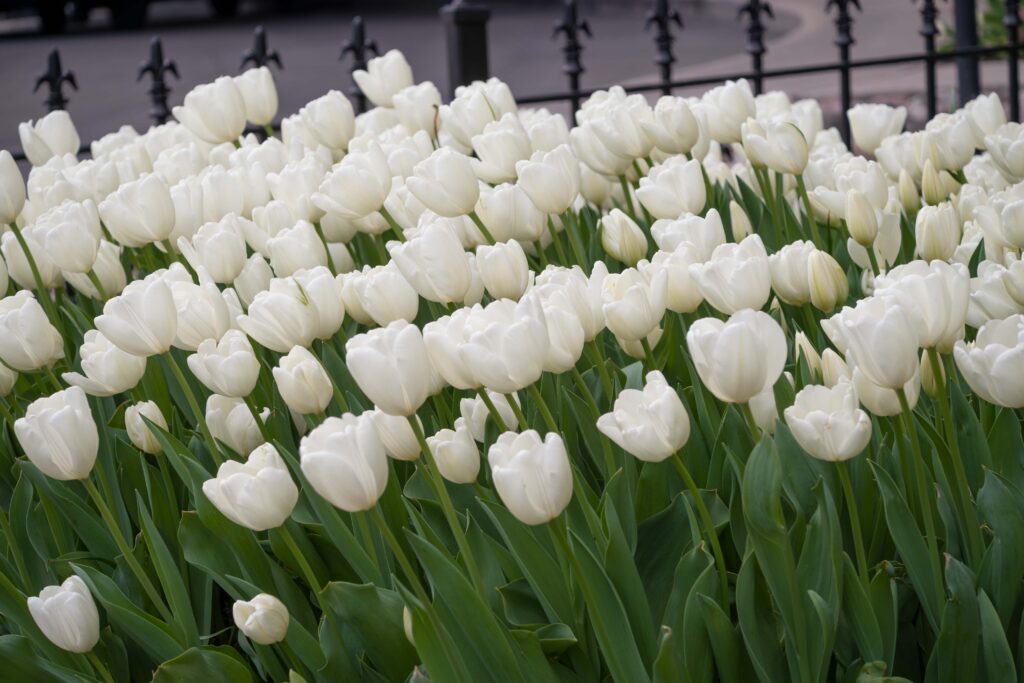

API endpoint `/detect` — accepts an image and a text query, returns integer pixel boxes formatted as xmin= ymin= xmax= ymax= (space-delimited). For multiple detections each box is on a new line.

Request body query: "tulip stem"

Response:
xmin=379 ymin=206 xmax=406 ymax=242
xmin=476 ymin=389 xmax=509 ymax=433
xmin=355 ymin=511 xmax=384 ymax=585
xmin=526 ymin=384 xmax=559 ymax=435
xmin=617 ymin=175 xmax=636 ymax=221
xmin=243 ymin=395 xmax=272 ymax=445
xmin=277 ymin=523 xmax=323 ymax=598
xmin=84 ymin=269 xmax=109 ymax=301
xmin=926 ymin=348 xmax=983 ymax=566
xmin=82 ymin=478 xmax=174 ymax=623
xmin=532 ymin=240 xmax=549 ymax=268
xmin=312 ymin=222 xmax=338 ymax=275
xmin=42 ymin=365 xmax=63 ymax=393
xmin=5 ymin=223 xmax=64 ymax=335
xmin=795 ymin=175 xmax=823 ymax=247
xmin=546 ymin=216 xmax=570 ymax=266
xmin=560 ymin=210 xmax=589 ymax=269
xmin=504 ymin=393 xmax=529 ymax=432
xmin=865 ymin=245 xmax=882 ymax=278
xmin=741 ymin=402 xmax=761 ymax=440
xmin=585 ymin=340 xmax=614 ymax=401
xmin=672 ymin=453 xmax=730 ymax=607
xmin=468 ymin=211 xmax=497 ymax=246
xmin=161 ymin=353 xmax=223 ymax=465
xmin=639 ymin=338 xmax=658 ymax=373
xmin=0 ymin=508 xmax=30 ymax=591
xmin=406 ymin=416 xmax=487 ymax=598
xmin=836 ymin=460 xmax=870 ymax=585
xmin=569 ymin=367 xmax=616 ymax=477
xmin=896 ymin=387 xmax=945 ymax=611
xmin=86 ymin=650 xmax=115 ymax=683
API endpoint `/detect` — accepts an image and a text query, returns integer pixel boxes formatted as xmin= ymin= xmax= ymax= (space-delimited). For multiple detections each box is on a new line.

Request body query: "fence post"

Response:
xmin=241 ymin=26 xmax=282 ymax=71
xmin=34 ymin=49 xmax=76 ymax=113
xmin=341 ymin=16 xmax=378 ymax=114
xmin=1006 ymin=0 xmax=1021 ymax=121
xmin=919 ymin=0 xmax=939 ymax=118
xmin=554 ymin=0 xmax=590 ymax=117
xmin=645 ymin=0 xmax=683 ymax=96
xmin=138 ymin=38 xmax=178 ymax=126
xmin=826 ymin=0 xmax=860 ymax=147
xmin=441 ymin=0 xmax=491 ymax=98
xmin=739 ymin=0 xmax=773 ymax=95
xmin=953 ymin=0 xmax=981 ymax=105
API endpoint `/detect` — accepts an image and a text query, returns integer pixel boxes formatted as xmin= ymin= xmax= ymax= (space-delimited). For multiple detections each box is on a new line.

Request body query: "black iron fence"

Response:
xmin=13 ymin=0 xmax=1024 ymax=162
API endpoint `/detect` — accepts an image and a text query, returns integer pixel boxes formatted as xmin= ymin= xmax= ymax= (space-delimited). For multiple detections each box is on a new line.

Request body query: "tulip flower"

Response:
xmin=272 ymin=346 xmax=333 ymax=416
xmin=954 ymin=314 xmax=1024 ymax=408
xmin=27 ymin=576 xmax=100 ymax=653
xmin=823 ymin=297 xmax=919 ymax=390
xmin=346 ymin=320 xmax=436 ymax=417
xmin=635 ymin=157 xmax=706 ymax=220
xmin=699 ymin=79 xmax=755 ymax=144
xmin=98 ymin=174 xmax=175 ymax=248
xmin=233 ymin=594 xmax=289 ymax=646
xmin=234 ymin=67 xmax=279 ymax=127
xmin=407 ymin=149 xmax=480 ymax=218
xmin=62 ymin=330 xmax=146 ymax=397
xmin=203 ymin=443 xmax=298 ymax=531
xmin=178 ymin=214 xmax=250 ymax=285
xmin=475 ymin=183 xmax=546 ymax=244
xmin=741 ymin=118 xmax=808 ymax=175
xmin=597 ymin=371 xmax=690 ymax=462
xmin=440 ymin=78 xmax=517 ymax=152
xmin=353 ymin=49 xmax=414 ymax=107
xmin=785 ymin=380 xmax=872 ymax=462
xmin=394 ymin=81 xmax=442 ymax=135
xmin=207 ymin=394 xmax=268 ymax=456
xmin=388 ymin=222 xmax=472 ymax=304
xmin=340 ymin=263 xmax=419 ymax=327
xmin=602 ymin=267 xmax=667 ymax=342
xmin=650 ymin=209 xmax=727 ymax=258
xmin=238 ymin=278 xmax=319 ymax=353
xmin=163 ymin=267 xmax=235 ymax=352
xmin=915 ymin=202 xmax=962 ymax=262
xmin=1 ymin=227 xmax=62 ymax=290
xmin=18 ymin=111 xmax=81 ymax=166
xmin=0 ymin=150 xmax=26 ymax=224
xmin=267 ymin=221 xmax=328 ymax=277
xmin=689 ymin=234 xmax=772 ymax=314
xmin=515 ymin=144 xmax=581 ymax=215
xmin=0 ymin=290 xmax=65 ymax=372
xmin=173 ymin=76 xmax=247 ymax=145
xmin=64 ymin=241 xmax=126 ymax=300
xmin=852 ymin=365 xmax=921 ymax=417
xmin=488 ymin=430 xmax=572 ymax=525
xmin=847 ymin=103 xmax=907 ymax=154
xmin=874 ymin=260 xmax=969 ymax=352
xmin=600 ymin=209 xmax=648 ymax=266
xmin=33 ymin=199 xmax=101 ymax=274
xmin=126 ymin=400 xmax=167 ymax=455
xmin=457 ymin=298 xmax=549 ymax=394
xmin=300 ymin=413 xmax=389 ymax=512
xmin=15 ymin=386 xmax=98 ymax=481
xmin=640 ymin=95 xmax=702 ymax=156
xmin=427 ymin=419 xmax=479 ymax=484
xmin=686 ymin=309 xmax=787 ymax=404
xmin=314 ymin=144 xmax=393 ymax=221
xmin=187 ymin=330 xmax=260 ymax=398
xmin=370 ymin=409 xmax=422 ymax=461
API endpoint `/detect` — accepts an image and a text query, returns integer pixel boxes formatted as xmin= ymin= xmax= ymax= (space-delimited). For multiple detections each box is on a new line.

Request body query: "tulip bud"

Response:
xmin=18 ymin=111 xmax=80 ymax=167
xmin=292 ymin=266 xmax=345 ymax=340
xmin=188 ymin=330 xmax=260 ymax=398
xmin=515 ymin=144 xmax=581 ymax=215
xmin=403 ymin=606 xmax=416 ymax=646
xmin=427 ymin=419 xmax=480 ymax=483
xmin=28 ymin=576 xmax=100 ymax=653
xmin=0 ymin=362 xmax=16 ymax=398
xmin=62 ymin=330 xmax=146 ymax=397
xmin=847 ymin=103 xmax=907 ymax=154
xmin=898 ymin=169 xmax=920 ymax=215
xmin=234 ymin=254 xmax=273 ymax=308
xmin=821 ymin=348 xmax=851 ymax=388
xmin=0 ymin=150 xmax=26 ymax=224
xmin=845 ymin=189 xmax=878 ymax=247
xmin=0 ymin=290 xmax=65 ymax=371
xmin=602 ymin=267 xmax=667 ymax=341
xmin=407 ymin=149 xmax=479 ymax=218
xmin=686 ymin=309 xmax=787 ymax=404
xmin=808 ymin=250 xmax=849 ymax=313
xmin=346 ymin=320 xmax=435 ymax=417
xmin=919 ymin=349 xmax=946 ymax=399
xmin=99 ymin=174 xmax=175 ymax=248
xmin=689 ymin=234 xmax=772 ymax=314
xmin=769 ymin=240 xmax=815 ymax=306
xmin=353 ymin=50 xmax=414 ymax=107
xmin=794 ymin=331 xmax=822 ymax=378
xmin=234 ymin=67 xmax=278 ymax=127
xmin=531 ymin=291 xmax=585 ymax=374
xmin=300 ymin=413 xmax=389 ymax=512
xmin=729 ymin=200 xmax=752 ymax=241
xmin=203 ymin=443 xmax=298 ymax=531
xmin=597 ymin=370 xmax=690 ymax=462
xmin=954 ymin=315 xmax=1024 ymax=408
xmin=457 ymin=390 xmax=519 ymax=442
xmin=238 ymin=278 xmax=319 ymax=353
xmin=173 ymin=77 xmax=247 ymax=145
xmin=635 ymin=157 xmax=706 ymax=220
xmin=915 ymin=202 xmax=962 ymax=262
xmin=388 ymin=222 xmax=472 ymax=304
xmin=784 ymin=380 xmax=872 ymax=461
xmin=15 ymin=386 xmax=98 ymax=480
xmin=125 ymin=400 xmax=167 ymax=455
xmin=299 ymin=91 xmax=356 ymax=154
xmin=488 ymin=430 xmax=572 ymax=525
xmin=476 ymin=240 xmax=530 ymax=301
xmin=233 ymin=594 xmax=289 ymax=646
xmin=207 ymin=394 xmax=268 ymax=456
xmin=600 ymin=209 xmax=648 ymax=266
xmin=273 ymin=346 xmax=333 ymax=416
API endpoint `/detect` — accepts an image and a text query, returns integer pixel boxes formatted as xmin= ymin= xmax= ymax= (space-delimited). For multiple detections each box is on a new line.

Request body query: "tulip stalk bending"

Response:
xmin=86 ymin=650 xmax=116 ymax=683
xmin=836 ymin=461 xmax=869 ymax=584
xmin=671 ymin=453 xmax=730 ymax=606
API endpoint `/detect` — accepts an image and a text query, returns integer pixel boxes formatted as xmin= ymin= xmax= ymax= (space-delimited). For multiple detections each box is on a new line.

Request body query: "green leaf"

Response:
xmin=926 ymin=556 xmax=980 ymax=682
xmin=977 ymin=470 xmax=1024 ymax=626
xmin=152 ymin=645 xmax=256 ymax=683
xmin=699 ymin=594 xmax=751 ymax=683
xmin=978 ymin=589 xmax=1016 ymax=682
xmin=602 ymin=501 xmax=657 ymax=663
xmin=0 ymin=634 xmax=92 ymax=682
xmin=840 ymin=554 xmax=884 ymax=664
xmin=736 ymin=552 xmax=790 ymax=683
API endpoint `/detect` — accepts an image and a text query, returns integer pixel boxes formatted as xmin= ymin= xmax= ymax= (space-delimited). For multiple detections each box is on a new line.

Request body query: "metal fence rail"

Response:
xmin=12 ymin=0 xmax=1024 ymax=161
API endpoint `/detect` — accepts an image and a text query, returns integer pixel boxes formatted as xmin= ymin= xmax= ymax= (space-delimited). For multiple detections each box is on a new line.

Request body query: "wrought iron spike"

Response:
xmin=645 ymin=0 xmax=682 ymax=94
xmin=738 ymin=0 xmax=773 ymax=56
xmin=825 ymin=0 xmax=861 ymax=48
xmin=138 ymin=37 xmax=178 ymax=126
xmin=34 ymin=49 xmax=76 ymax=112
xmin=341 ymin=16 xmax=379 ymax=113
xmin=553 ymin=0 xmax=590 ymax=114
xmin=916 ymin=0 xmax=939 ymax=39
xmin=241 ymin=25 xmax=282 ymax=71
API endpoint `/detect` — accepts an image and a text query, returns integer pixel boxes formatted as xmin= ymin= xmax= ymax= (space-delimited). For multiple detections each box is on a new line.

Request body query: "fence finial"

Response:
xmin=341 ymin=16 xmax=379 ymax=114
xmin=645 ymin=0 xmax=683 ymax=96
xmin=826 ymin=0 xmax=861 ymax=146
xmin=1005 ymin=0 xmax=1021 ymax=121
xmin=138 ymin=37 xmax=178 ymax=126
xmin=917 ymin=0 xmax=939 ymax=118
xmin=242 ymin=26 xmax=282 ymax=71
xmin=738 ymin=0 xmax=773 ymax=94
xmin=553 ymin=0 xmax=591 ymax=116
xmin=34 ymin=49 xmax=77 ymax=113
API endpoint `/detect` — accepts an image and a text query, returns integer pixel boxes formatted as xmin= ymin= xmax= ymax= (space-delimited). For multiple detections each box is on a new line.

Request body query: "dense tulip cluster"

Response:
xmin=1 ymin=50 xmax=1023 ymax=683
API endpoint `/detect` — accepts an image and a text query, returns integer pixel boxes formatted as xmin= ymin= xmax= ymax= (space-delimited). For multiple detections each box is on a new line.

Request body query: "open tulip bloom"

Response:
xmin=2 ymin=53 xmax=1024 ymax=683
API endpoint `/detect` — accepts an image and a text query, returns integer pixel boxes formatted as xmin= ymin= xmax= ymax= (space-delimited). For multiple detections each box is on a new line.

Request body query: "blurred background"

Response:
xmin=0 ymin=0 xmax=1004 ymax=155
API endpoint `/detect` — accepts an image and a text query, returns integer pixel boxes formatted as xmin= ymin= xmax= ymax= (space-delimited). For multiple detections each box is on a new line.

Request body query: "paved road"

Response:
xmin=0 ymin=0 xmax=798 ymax=154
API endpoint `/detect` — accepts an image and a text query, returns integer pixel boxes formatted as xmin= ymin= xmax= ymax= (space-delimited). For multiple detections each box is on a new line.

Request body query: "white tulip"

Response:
xmin=273 ymin=346 xmax=333 ymax=416
xmin=28 ymin=576 xmax=100 ymax=653
xmin=0 ymin=290 xmax=64 ymax=371
xmin=346 ymin=320 xmax=436 ymax=417
xmin=600 ymin=209 xmax=648 ymax=266
xmin=822 ymin=296 xmax=919 ymax=390
xmin=597 ymin=370 xmax=689 ymax=462
xmin=173 ymin=77 xmax=247 ymax=144
xmin=784 ymin=380 xmax=872 ymax=461
xmin=602 ymin=267 xmax=667 ymax=341
xmin=477 ymin=239 xmax=530 ymax=301
xmin=300 ymin=413 xmax=389 ymax=512
xmin=847 ymin=103 xmax=907 ymax=154
xmin=407 ymin=149 xmax=479 ymax=218
xmin=686 ymin=309 xmax=787 ymax=404
xmin=99 ymin=174 xmax=175 ymax=247
xmin=394 ymin=82 xmax=442 ymax=135
xmin=19 ymin=111 xmax=81 ymax=166
xmin=427 ymin=419 xmax=480 ymax=483
xmin=234 ymin=67 xmax=279 ymax=127
xmin=15 ymin=386 xmax=98 ymax=481
xmin=233 ymin=594 xmax=289 ymax=646
xmin=489 ymin=430 xmax=572 ymax=525
xmin=203 ymin=443 xmax=298 ymax=531
xmin=515 ymin=144 xmax=581 ymax=215
xmin=650 ymin=209 xmax=726 ymax=259
xmin=874 ymin=260 xmax=969 ymax=352
xmin=954 ymin=314 xmax=1024 ymax=408
xmin=238 ymin=278 xmax=318 ymax=353
xmin=0 ymin=150 xmax=26 ymax=224
xmin=689 ymin=234 xmax=772 ymax=314
xmin=370 ymin=409 xmax=421 ymax=461
xmin=635 ymin=157 xmax=706 ymax=220
xmin=353 ymin=50 xmax=414 ymax=107
xmin=62 ymin=330 xmax=146 ymax=397
xmin=125 ymin=400 xmax=167 ymax=455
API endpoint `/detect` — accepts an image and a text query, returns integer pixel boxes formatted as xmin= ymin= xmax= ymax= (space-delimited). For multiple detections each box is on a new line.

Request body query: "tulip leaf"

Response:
xmin=602 ymin=500 xmax=657 ymax=663
xmin=986 ymin=407 xmax=1024 ymax=492
xmin=950 ymin=381 xmax=990 ymax=489
xmin=8 ymin=471 xmax=56 ymax=592
xmin=978 ymin=589 xmax=1017 ymax=682
xmin=976 ymin=470 xmax=1024 ymax=626
xmin=652 ymin=626 xmax=680 ymax=683
xmin=18 ymin=463 xmax=118 ymax=559
xmin=0 ymin=634 xmax=92 ymax=682
xmin=635 ymin=494 xmax=700 ymax=627
xmin=839 ymin=554 xmax=885 ymax=664
xmin=735 ymin=552 xmax=790 ymax=683
xmin=698 ymin=593 xmax=752 ymax=683
xmin=926 ymin=555 xmax=980 ymax=682
xmin=152 ymin=645 xmax=256 ymax=683
xmin=867 ymin=569 xmax=899 ymax=671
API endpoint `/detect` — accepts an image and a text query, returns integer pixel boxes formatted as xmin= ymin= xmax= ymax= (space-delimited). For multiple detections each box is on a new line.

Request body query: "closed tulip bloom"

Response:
xmin=388 ymin=222 xmax=471 ymax=304
xmin=19 ymin=111 xmax=81 ymax=166
xmin=821 ymin=348 xmax=852 ymax=387
xmin=234 ymin=253 xmax=273 ymax=308
xmin=288 ymin=267 xmax=343 ymax=341
xmin=689 ymin=234 xmax=771 ymax=314
xmin=15 ymin=386 xmax=98 ymax=481
xmin=0 ymin=291 xmax=64 ymax=371
xmin=535 ymin=262 xmax=607 ymax=341
xmin=985 ymin=122 xmax=1024 ymax=181
xmin=62 ymin=330 xmax=146 ymax=397
xmin=203 ymin=443 xmax=298 ymax=531
xmin=847 ymin=103 xmax=907 ymax=154
xmin=0 ymin=150 xmax=25 ymax=224
xmin=272 ymin=346 xmax=333 ymax=416
xmin=267 ymin=221 xmax=328 ymax=277
xmin=954 ymin=314 xmax=1024 ymax=408
xmin=64 ymin=240 xmax=126 ymax=300
xmin=207 ymin=394 xmax=268 ymax=456
xmin=641 ymin=244 xmax=704 ymax=314
xmin=164 ymin=267 xmax=234 ymax=351
xmin=687 ymin=309 xmax=787 ymax=404
xmin=475 ymin=183 xmax=546 ymax=243
xmin=808 ymin=250 xmax=849 ymax=314
xmin=845 ymin=189 xmax=879 ymax=248
xmin=95 ymin=272 xmax=177 ymax=357
xmin=34 ymin=199 xmax=101 ymax=274
xmin=423 ymin=307 xmax=481 ymax=390
xmin=233 ymin=594 xmax=289 ymax=646
xmin=0 ymin=362 xmax=16 ymax=398
xmin=915 ymin=202 xmax=962 ymax=262
xmin=340 ymin=263 xmax=419 ymax=326
xmin=489 ymin=430 xmax=572 ymax=525
xmin=650 ymin=209 xmax=727 ymax=258
xmin=741 ymin=119 xmax=808 ymax=175
xmin=125 ymin=400 xmax=167 ymax=455
xmin=299 ymin=91 xmax=356 ymax=154
xmin=635 ymin=157 xmax=706 ymax=220
xmin=353 ymin=49 xmax=414 ymax=107
xmin=440 ymin=78 xmax=517 ymax=152
xmin=794 ymin=330 xmax=822 ymax=377
xmin=370 ymin=409 xmax=421 ymax=461
xmin=407 ymin=149 xmax=479 ymax=217
xmin=187 ymin=330 xmax=259 ymax=398
xmin=314 ymin=143 xmax=393 ymax=220
xmin=515 ymin=144 xmax=581 ymax=215
xmin=99 ymin=174 xmax=175 ymax=247
xmin=173 ymin=77 xmax=247 ymax=144
xmin=822 ymin=296 xmax=919 ymax=390
xmin=729 ymin=200 xmax=753 ymax=240
xmin=600 ymin=209 xmax=648 ymax=266
xmin=1 ymin=228 xmax=61 ymax=290
xmin=477 ymin=239 xmax=530 ymax=301
xmin=471 ymin=113 xmax=532 ymax=184
xmin=268 ymin=154 xmax=329 ymax=224
xmin=602 ymin=267 xmax=667 ymax=341
xmin=238 ymin=278 xmax=318 ymax=353
xmin=875 ymin=260 xmax=969 ymax=351
xmin=460 ymin=391 xmax=520 ymax=442
xmin=300 ymin=413 xmax=389 ymax=512
xmin=597 ymin=370 xmax=689 ymax=462
xmin=530 ymin=291 xmax=585 ymax=374
xmin=458 ymin=298 xmax=549 ymax=393
xmin=699 ymin=79 xmax=756 ymax=144
xmin=179 ymin=214 xmax=249 ymax=285
xmin=769 ymin=240 xmax=816 ymax=305
xmin=640 ymin=95 xmax=701 ymax=155
xmin=347 ymin=320 xmax=435 ymax=417
xmin=234 ymin=67 xmax=278 ymax=127
xmin=784 ymin=380 xmax=872 ymax=461
xmin=394 ymin=81 xmax=442 ymax=135
xmin=428 ymin=419 xmax=480 ymax=483
xmin=27 ymin=576 xmax=100 ymax=653
xmin=852 ymin=364 xmax=921 ymax=416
